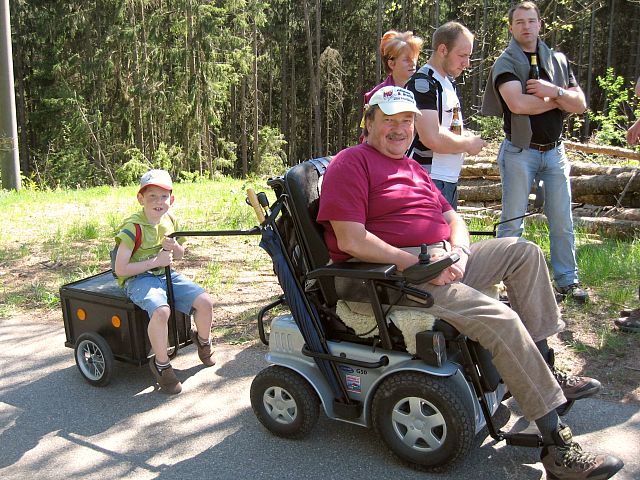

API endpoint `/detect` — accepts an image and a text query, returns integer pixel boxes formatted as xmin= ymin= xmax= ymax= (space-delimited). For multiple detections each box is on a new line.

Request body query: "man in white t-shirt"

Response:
xmin=406 ymin=21 xmax=486 ymax=209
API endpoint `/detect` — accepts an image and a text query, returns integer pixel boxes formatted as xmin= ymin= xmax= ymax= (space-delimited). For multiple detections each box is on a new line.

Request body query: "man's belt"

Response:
xmin=506 ymin=134 xmax=562 ymax=152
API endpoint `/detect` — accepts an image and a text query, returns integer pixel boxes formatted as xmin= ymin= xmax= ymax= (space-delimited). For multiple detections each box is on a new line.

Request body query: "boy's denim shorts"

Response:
xmin=123 ymin=271 xmax=205 ymax=318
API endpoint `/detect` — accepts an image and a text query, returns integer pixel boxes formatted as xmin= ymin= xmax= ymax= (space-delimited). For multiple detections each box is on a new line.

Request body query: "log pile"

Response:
xmin=457 ymin=147 xmax=640 ymax=238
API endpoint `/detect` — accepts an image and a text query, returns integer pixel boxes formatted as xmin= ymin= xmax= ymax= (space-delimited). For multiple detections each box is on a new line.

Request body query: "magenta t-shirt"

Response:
xmin=317 ymin=143 xmax=453 ymax=262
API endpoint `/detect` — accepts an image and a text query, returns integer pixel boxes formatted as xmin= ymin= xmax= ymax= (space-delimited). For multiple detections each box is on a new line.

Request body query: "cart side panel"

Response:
xmin=61 ymin=271 xmax=194 ymax=366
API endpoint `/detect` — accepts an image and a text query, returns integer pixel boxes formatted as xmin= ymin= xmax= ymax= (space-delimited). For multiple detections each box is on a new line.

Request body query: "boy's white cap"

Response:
xmin=139 ymin=169 xmax=173 ymax=193
xmin=367 ymin=86 xmax=421 ymax=116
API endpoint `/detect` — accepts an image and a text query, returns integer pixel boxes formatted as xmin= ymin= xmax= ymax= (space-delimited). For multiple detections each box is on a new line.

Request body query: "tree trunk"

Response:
xmin=302 ymin=0 xmax=321 ymax=157
xmin=253 ymin=19 xmax=259 ymax=170
xmin=570 ymin=172 xmax=640 ymax=197
xmin=583 ymin=4 xmax=596 ymax=139
xmin=130 ymin=0 xmax=144 ymax=153
xmin=240 ymin=77 xmax=248 ymax=177
xmin=376 ymin=0 xmax=382 ymax=80
xmin=564 ymin=140 xmax=640 ymax=160
xmin=606 ymin=0 xmax=615 ymax=69
xmin=10 ymin=18 xmax=28 ymax=176
xmin=289 ymin=47 xmax=297 ymax=165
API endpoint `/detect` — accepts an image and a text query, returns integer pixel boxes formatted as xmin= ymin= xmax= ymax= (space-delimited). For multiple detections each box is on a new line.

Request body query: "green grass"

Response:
xmin=469 ymin=214 xmax=639 ymax=309
xmin=196 ymin=261 xmax=224 ymax=292
xmin=0 ymin=176 xmax=265 ymax=315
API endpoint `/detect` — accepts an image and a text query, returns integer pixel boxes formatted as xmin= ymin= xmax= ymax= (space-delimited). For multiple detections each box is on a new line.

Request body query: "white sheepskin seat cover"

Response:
xmin=335 ymin=300 xmax=436 ymax=355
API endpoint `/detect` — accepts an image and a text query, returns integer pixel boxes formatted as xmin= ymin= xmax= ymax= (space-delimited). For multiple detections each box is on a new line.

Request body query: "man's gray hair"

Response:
xmin=362 ymin=104 xmax=381 ymax=138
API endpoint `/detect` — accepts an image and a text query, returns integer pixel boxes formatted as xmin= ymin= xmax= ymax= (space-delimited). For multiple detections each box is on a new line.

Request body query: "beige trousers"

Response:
xmin=337 ymin=237 xmax=568 ymax=421
xmin=400 ymin=237 xmax=566 ymax=421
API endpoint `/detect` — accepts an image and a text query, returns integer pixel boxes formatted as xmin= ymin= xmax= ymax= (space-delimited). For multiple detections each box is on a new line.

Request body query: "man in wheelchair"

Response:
xmin=316 ymin=85 xmax=623 ymax=479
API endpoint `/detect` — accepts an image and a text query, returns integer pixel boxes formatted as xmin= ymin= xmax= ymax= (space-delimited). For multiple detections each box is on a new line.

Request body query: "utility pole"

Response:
xmin=1 ymin=0 xmax=21 ymax=191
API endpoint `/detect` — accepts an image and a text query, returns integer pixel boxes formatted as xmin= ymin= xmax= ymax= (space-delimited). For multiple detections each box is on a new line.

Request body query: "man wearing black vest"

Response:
xmin=482 ymin=1 xmax=588 ymax=303
xmin=406 ymin=21 xmax=486 ymax=209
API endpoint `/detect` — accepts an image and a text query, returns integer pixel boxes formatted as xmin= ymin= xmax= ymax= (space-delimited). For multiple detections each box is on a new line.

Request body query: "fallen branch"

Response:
xmin=564 ymin=141 xmax=640 ymax=160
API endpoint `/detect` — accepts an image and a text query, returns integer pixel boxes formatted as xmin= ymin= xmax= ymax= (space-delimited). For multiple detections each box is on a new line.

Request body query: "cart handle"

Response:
xmin=247 ymin=188 xmax=266 ymax=224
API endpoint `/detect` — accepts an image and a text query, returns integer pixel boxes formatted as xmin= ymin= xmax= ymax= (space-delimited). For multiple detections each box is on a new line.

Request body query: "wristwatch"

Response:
xmin=452 ymin=244 xmax=471 ymax=256
xmin=557 ymin=87 xmax=565 ymax=98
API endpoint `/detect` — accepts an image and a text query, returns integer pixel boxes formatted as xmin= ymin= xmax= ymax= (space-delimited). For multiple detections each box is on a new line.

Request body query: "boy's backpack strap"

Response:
xmin=121 ymin=228 xmax=136 ymax=245
xmin=132 ymin=223 xmax=142 ymax=254
xmin=111 ymin=223 xmax=141 ymax=278
xmin=117 ymin=223 xmax=143 ymax=255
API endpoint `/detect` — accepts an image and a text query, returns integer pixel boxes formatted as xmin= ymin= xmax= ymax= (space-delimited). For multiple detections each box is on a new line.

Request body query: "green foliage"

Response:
xmin=589 ymin=69 xmax=636 ymax=147
xmin=115 ymin=148 xmax=152 ymax=186
xmin=153 ymin=143 xmax=185 ymax=173
xmin=11 ymin=0 xmax=640 ymax=188
xmin=474 ymin=115 xmax=504 ymax=142
xmin=254 ymin=126 xmax=288 ymax=177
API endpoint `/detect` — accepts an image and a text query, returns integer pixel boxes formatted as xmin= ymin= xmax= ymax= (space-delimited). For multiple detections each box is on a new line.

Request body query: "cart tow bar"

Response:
xmin=165 ymin=265 xmax=180 ymax=359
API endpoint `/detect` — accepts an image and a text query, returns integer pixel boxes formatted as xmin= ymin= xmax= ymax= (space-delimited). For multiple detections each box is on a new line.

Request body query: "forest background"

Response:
xmin=8 ymin=0 xmax=640 ymax=188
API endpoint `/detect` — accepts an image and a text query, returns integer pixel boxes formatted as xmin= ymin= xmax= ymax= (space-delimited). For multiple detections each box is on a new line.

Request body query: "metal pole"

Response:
xmin=0 ymin=0 xmax=21 ymax=191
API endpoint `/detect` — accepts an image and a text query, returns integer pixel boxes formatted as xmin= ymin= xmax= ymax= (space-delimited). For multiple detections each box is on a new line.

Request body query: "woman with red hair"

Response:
xmin=360 ymin=30 xmax=424 ymax=141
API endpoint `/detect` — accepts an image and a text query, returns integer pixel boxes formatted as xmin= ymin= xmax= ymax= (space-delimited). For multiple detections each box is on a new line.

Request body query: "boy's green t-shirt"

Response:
xmin=114 ymin=210 xmax=185 ymax=287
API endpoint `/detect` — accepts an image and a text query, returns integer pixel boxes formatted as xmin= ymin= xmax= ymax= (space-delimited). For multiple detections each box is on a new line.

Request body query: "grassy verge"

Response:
xmin=0 ymin=177 xmax=272 ymax=316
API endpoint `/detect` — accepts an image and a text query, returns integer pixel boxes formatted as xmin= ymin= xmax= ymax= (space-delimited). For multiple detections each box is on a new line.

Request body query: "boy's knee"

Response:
xmin=150 ymin=305 xmax=171 ymax=322
xmin=193 ymin=292 xmax=214 ymax=311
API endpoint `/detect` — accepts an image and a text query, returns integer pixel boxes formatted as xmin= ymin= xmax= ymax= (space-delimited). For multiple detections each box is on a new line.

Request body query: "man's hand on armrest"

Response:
xmin=403 ymin=254 xmax=460 ymax=284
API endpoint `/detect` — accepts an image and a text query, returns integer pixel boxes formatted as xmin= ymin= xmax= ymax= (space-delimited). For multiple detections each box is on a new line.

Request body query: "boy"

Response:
xmin=114 ymin=169 xmax=215 ymax=394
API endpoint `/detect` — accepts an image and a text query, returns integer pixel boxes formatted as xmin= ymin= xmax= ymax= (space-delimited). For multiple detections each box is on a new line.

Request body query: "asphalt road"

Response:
xmin=1 ymin=316 xmax=638 ymax=480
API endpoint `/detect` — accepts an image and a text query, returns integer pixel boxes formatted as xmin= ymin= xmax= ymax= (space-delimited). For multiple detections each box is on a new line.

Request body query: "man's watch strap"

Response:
xmin=452 ymin=244 xmax=471 ymax=255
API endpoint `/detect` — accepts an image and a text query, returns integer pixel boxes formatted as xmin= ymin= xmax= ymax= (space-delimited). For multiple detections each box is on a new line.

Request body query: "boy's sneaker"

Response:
xmin=149 ymin=359 xmax=182 ymax=394
xmin=556 ymin=283 xmax=589 ymax=304
xmin=552 ymin=366 xmax=601 ymax=400
xmin=541 ymin=425 xmax=623 ymax=479
xmin=190 ymin=330 xmax=215 ymax=367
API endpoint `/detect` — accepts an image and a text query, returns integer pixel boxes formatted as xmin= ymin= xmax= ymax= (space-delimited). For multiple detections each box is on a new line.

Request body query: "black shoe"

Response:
xmin=541 ymin=425 xmax=623 ymax=479
xmin=552 ymin=366 xmax=601 ymax=400
xmin=556 ymin=283 xmax=589 ymax=304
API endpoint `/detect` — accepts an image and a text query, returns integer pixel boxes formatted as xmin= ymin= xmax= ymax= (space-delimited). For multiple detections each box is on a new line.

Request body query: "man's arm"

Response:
xmin=330 ymin=220 xmax=418 ymax=272
xmin=445 ymin=210 xmax=471 ymax=250
xmin=415 ymin=110 xmax=486 ymax=155
xmin=498 ymin=80 xmax=560 ymax=115
xmin=442 ymin=210 xmax=470 ymax=281
xmin=525 ymin=79 xmax=587 ymax=114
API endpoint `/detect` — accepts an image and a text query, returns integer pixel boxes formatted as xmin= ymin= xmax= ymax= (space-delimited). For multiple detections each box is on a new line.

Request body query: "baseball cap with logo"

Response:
xmin=139 ymin=169 xmax=173 ymax=194
xmin=367 ymin=86 xmax=421 ymax=116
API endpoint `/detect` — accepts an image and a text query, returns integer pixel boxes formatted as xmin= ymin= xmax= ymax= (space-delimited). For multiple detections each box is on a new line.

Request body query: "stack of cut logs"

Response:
xmin=458 ymin=142 xmax=640 ymax=238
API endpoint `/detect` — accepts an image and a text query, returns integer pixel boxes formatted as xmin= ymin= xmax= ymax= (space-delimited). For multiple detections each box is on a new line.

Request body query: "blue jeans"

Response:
xmin=124 ymin=271 xmax=205 ymax=318
xmin=433 ymin=179 xmax=458 ymax=211
xmin=496 ymin=139 xmax=578 ymax=287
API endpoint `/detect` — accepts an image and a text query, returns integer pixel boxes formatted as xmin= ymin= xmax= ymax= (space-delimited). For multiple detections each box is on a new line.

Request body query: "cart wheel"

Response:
xmin=372 ymin=372 xmax=474 ymax=471
xmin=250 ymin=365 xmax=320 ymax=439
xmin=74 ymin=332 xmax=114 ymax=387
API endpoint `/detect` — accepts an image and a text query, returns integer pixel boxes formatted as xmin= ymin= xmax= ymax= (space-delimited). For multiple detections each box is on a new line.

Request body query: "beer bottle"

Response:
xmin=529 ymin=54 xmax=540 ymax=80
xmin=450 ymin=105 xmax=462 ymax=135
